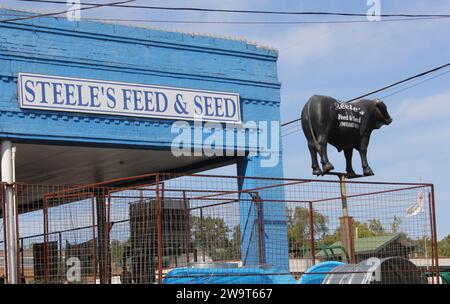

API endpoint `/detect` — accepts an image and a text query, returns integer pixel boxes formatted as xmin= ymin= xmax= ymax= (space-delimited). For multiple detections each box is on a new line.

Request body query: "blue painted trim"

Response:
xmin=0 ymin=52 xmax=281 ymax=91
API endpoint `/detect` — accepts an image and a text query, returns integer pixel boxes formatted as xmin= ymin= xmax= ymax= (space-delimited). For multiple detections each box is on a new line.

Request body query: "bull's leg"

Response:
xmin=308 ymin=142 xmax=322 ymax=176
xmin=344 ymin=149 xmax=356 ymax=177
xmin=359 ymin=136 xmax=374 ymax=176
xmin=317 ymin=135 xmax=334 ymax=174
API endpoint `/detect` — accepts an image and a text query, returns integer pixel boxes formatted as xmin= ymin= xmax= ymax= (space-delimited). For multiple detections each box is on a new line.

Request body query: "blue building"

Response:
xmin=0 ymin=9 xmax=288 ymax=282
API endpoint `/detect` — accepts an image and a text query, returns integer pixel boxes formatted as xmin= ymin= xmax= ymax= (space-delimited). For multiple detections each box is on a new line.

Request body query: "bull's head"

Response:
xmin=373 ymin=99 xmax=392 ymax=129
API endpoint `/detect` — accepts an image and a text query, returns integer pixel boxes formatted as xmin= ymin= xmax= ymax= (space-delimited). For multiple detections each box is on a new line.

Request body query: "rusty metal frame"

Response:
xmin=308 ymin=201 xmax=316 ymax=265
xmin=5 ymin=173 xmax=439 ymax=284
xmin=182 ymin=190 xmax=190 ymax=265
xmin=255 ymin=193 xmax=265 ymax=265
xmin=430 ymin=185 xmax=440 ymax=284
xmin=43 ymin=196 xmax=49 ymax=283
xmin=90 ymin=194 xmax=98 ymax=283
xmin=13 ymin=184 xmax=20 ymax=284
xmin=155 ymin=174 xmax=163 ymax=284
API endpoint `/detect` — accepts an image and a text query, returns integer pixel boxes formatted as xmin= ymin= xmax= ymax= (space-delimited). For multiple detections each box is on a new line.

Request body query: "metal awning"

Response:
xmin=1 ymin=142 xmax=236 ymax=216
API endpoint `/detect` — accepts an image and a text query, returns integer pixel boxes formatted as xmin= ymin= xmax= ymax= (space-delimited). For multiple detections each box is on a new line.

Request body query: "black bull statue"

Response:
xmin=301 ymin=95 xmax=392 ymax=176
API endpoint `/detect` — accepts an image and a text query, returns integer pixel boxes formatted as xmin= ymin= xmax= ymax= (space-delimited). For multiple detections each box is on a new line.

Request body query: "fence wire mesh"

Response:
xmin=0 ymin=173 xmax=439 ymax=284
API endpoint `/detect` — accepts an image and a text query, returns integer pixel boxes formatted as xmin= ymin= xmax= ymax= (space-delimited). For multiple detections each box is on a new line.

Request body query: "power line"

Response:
xmin=379 ymin=69 xmax=450 ymax=99
xmin=15 ymin=0 xmax=450 ymax=18
xmin=281 ymin=129 xmax=302 ymax=138
xmin=0 ymin=0 xmax=136 ymax=23
xmin=346 ymin=61 xmax=450 ymax=102
xmin=281 ymin=61 xmax=450 ymax=127
xmin=4 ymin=6 xmax=447 ymax=25
xmin=76 ymin=16 xmax=447 ymax=25
xmin=281 ymin=118 xmax=302 ymax=127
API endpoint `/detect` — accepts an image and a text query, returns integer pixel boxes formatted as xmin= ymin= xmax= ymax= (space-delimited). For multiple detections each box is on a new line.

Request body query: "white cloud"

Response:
xmin=394 ymin=91 xmax=450 ymax=125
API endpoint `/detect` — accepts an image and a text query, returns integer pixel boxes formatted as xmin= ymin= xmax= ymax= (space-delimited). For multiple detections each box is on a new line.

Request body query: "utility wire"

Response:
xmin=281 ymin=129 xmax=302 ymax=137
xmin=281 ymin=118 xmax=302 ymax=127
xmin=379 ymin=69 xmax=450 ymax=99
xmin=4 ymin=7 xmax=447 ymax=25
xmin=15 ymin=0 xmax=450 ymax=18
xmin=76 ymin=16 xmax=447 ymax=25
xmin=0 ymin=0 xmax=136 ymax=23
xmin=346 ymin=61 xmax=450 ymax=102
xmin=281 ymin=61 xmax=450 ymax=127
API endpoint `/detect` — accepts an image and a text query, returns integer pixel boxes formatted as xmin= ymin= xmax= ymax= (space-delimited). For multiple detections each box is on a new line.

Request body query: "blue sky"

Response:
xmin=1 ymin=0 xmax=450 ymax=238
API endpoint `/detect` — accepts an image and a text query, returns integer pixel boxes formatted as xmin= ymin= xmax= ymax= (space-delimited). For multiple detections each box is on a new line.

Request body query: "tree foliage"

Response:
xmin=286 ymin=207 xmax=328 ymax=257
xmin=438 ymin=234 xmax=450 ymax=257
xmin=190 ymin=215 xmax=240 ymax=261
xmin=286 ymin=206 xmax=406 ymax=258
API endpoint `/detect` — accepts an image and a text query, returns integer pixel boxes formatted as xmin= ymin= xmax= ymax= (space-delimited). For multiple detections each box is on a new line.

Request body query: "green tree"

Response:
xmin=190 ymin=215 xmax=239 ymax=261
xmin=438 ymin=234 xmax=450 ymax=257
xmin=224 ymin=224 xmax=241 ymax=260
xmin=286 ymin=207 xmax=329 ymax=257
xmin=110 ymin=239 xmax=128 ymax=265
xmin=368 ymin=219 xmax=385 ymax=234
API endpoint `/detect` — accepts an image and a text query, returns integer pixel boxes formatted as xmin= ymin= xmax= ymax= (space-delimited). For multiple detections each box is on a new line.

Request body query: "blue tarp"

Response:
xmin=163 ymin=266 xmax=298 ymax=284
xmin=299 ymin=261 xmax=345 ymax=284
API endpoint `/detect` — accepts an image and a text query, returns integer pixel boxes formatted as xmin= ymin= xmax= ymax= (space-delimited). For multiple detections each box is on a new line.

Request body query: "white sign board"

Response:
xmin=18 ymin=73 xmax=241 ymax=123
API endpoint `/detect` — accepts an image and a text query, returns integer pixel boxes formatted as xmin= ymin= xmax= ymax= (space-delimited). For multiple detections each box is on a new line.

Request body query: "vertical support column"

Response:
xmin=105 ymin=192 xmax=112 ymax=283
xmin=90 ymin=195 xmax=98 ymax=283
xmin=182 ymin=191 xmax=190 ymax=265
xmin=20 ymin=238 xmax=24 ymax=282
xmin=1 ymin=140 xmax=18 ymax=284
xmin=308 ymin=202 xmax=316 ymax=265
xmin=430 ymin=185 xmax=439 ymax=284
xmin=43 ymin=196 xmax=49 ymax=283
xmin=255 ymin=193 xmax=266 ymax=265
xmin=95 ymin=189 xmax=110 ymax=284
xmin=236 ymin=155 xmax=289 ymax=270
xmin=339 ymin=175 xmax=355 ymax=263
xmin=200 ymin=208 xmax=205 ymax=262
xmin=155 ymin=175 xmax=163 ymax=284
xmin=58 ymin=232 xmax=62 ymax=282
xmin=427 ymin=191 xmax=435 ymax=284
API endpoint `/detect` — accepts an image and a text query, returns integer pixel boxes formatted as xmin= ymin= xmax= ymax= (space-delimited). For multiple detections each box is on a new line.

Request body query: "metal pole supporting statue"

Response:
xmin=301 ymin=95 xmax=392 ymax=177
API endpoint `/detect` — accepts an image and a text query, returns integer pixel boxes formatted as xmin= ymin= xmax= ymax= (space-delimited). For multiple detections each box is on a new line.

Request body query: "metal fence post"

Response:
xmin=95 ymin=188 xmax=109 ymax=284
xmin=430 ymin=185 xmax=440 ymax=284
xmin=90 ymin=194 xmax=98 ymax=283
xmin=182 ymin=191 xmax=190 ymax=265
xmin=20 ymin=238 xmax=24 ymax=283
xmin=105 ymin=191 xmax=112 ymax=284
xmin=200 ymin=208 xmax=205 ymax=262
xmin=308 ymin=201 xmax=316 ymax=265
xmin=155 ymin=174 xmax=163 ymax=284
xmin=43 ymin=196 xmax=49 ymax=284
xmin=14 ymin=186 xmax=20 ymax=284
xmin=339 ymin=175 xmax=355 ymax=264
xmin=255 ymin=193 xmax=265 ymax=265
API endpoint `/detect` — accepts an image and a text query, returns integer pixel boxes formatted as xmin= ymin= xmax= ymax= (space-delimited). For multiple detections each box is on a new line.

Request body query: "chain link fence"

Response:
xmin=0 ymin=173 xmax=439 ymax=284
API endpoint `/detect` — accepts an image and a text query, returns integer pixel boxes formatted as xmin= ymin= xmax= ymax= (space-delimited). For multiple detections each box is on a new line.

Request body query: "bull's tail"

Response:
xmin=307 ymin=100 xmax=321 ymax=151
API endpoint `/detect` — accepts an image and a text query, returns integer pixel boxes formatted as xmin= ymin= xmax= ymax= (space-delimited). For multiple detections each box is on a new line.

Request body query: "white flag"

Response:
xmin=406 ymin=191 xmax=424 ymax=217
